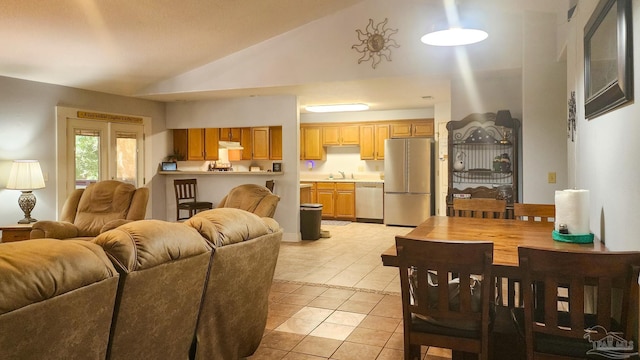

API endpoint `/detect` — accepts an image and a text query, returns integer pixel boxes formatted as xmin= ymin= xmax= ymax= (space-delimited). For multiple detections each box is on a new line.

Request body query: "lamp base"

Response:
xmin=17 ymin=217 xmax=37 ymax=224
xmin=17 ymin=191 xmax=37 ymax=224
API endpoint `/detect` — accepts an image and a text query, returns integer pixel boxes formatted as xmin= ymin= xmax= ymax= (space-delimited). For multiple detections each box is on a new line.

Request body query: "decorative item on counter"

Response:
xmin=272 ymin=162 xmax=282 ymax=172
xmin=552 ymin=189 xmax=593 ymax=243
xmin=250 ymin=166 xmax=261 ymax=172
xmin=453 ymin=151 xmax=465 ymax=171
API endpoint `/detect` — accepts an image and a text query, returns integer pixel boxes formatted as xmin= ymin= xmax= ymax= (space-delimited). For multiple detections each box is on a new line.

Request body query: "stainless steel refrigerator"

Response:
xmin=384 ymin=138 xmax=433 ymax=226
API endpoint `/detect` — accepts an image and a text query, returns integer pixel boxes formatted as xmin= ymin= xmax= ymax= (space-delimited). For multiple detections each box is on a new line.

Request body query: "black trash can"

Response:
xmin=300 ymin=203 xmax=322 ymax=240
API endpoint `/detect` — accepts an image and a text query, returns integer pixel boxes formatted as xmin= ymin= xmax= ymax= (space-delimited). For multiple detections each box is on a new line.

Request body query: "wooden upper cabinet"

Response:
xmin=173 ymin=128 xmax=219 ymax=161
xmin=301 ymin=126 xmax=325 ymax=160
xmin=203 ymin=128 xmax=219 ymax=160
xmin=252 ymin=127 xmax=270 ymax=160
xmin=360 ymin=124 xmax=389 ymax=160
xmin=390 ymin=120 xmax=434 ymax=138
xmin=173 ymin=129 xmax=188 ymax=160
xmin=359 ymin=125 xmax=375 ymax=160
xmin=219 ymin=128 xmax=242 ymax=142
xmin=270 ymin=126 xmax=283 ymax=160
xmin=322 ymin=125 xmax=359 ymax=145
xmin=375 ymin=124 xmax=390 ymax=159
xmin=187 ymin=128 xmax=205 ymax=160
xmin=239 ymin=128 xmax=252 ymax=160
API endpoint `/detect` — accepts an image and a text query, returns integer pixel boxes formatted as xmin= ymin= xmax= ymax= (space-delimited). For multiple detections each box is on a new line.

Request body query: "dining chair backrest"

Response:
xmin=513 ymin=203 xmax=555 ymax=222
xmin=265 ymin=180 xmax=274 ymax=192
xmin=174 ymin=179 xmax=213 ymax=221
xmin=518 ymin=246 xmax=640 ymax=360
xmin=452 ymin=198 xmax=506 ymax=219
xmin=396 ymin=237 xmax=493 ymax=360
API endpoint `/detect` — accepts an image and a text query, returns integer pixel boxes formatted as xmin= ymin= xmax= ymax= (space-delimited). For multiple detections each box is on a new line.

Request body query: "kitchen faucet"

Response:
xmin=338 ymin=171 xmax=345 ymax=179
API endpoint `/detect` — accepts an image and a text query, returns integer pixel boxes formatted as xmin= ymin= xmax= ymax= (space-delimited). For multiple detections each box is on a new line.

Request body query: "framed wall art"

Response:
xmin=584 ymin=0 xmax=633 ymax=119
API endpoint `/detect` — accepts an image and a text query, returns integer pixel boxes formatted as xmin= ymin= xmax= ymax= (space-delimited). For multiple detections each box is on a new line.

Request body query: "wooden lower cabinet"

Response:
xmin=300 ymin=182 xmax=317 ymax=204
xmin=315 ymin=182 xmax=355 ymax=220
xmin=334 ymin=183 xmax=355 ymax=220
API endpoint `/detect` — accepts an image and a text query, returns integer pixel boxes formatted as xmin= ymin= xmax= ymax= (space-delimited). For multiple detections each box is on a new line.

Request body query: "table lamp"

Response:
xmin=494 ymin=110 xmax=513 ymax=144
xmin=7 ymin=160 xmax=45 ymax=224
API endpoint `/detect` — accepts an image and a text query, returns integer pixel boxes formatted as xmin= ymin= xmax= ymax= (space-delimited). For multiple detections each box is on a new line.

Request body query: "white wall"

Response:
xmin=0 ymin=76 xmax=168 ymax=225
xmin=166 ymin=95 xmax=300 ymax=241
xmin=521 ymin=10 xmax=568 ymax=203
xmin=141 ymin=0 xmax=528 ymax=98
xmin=567 ymin=0 xmax=640 ymax=250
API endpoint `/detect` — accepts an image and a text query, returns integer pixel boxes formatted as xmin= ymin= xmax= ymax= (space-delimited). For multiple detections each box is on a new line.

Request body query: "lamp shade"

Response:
xmin=494 ymin=110 xmax=513 ymax=127
xmin=7 ymin=160 xmax=45 ymax=190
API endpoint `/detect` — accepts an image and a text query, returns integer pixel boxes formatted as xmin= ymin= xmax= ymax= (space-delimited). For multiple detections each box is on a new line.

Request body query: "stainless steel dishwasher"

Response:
xmin=355 ymin=182 xmax=384 ymax=223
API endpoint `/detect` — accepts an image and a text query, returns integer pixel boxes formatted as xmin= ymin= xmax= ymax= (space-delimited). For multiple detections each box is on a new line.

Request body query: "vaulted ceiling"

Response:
xmin=0 ymin=0 xmax=567 ymax=112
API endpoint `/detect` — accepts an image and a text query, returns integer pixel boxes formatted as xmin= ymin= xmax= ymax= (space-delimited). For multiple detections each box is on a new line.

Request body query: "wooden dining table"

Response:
xmin=381 ymin=216 xmax=606 ymax=274
xmin=381 ymin=216 xmax=608 ymax=360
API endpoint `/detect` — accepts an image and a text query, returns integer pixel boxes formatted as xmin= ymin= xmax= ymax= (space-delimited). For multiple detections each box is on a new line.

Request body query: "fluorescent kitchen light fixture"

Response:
xmin=305 ymin=104 xmax=369 ymax=113
xmin=421 ymin=27 xmax=487 ymax=46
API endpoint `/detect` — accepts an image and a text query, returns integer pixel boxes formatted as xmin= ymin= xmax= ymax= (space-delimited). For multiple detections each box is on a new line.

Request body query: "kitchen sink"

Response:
xmin=323 ymin=177 xmax=356 ymax=181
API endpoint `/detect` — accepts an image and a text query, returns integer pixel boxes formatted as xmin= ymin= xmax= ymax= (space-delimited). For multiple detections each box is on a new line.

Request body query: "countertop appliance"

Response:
xmin=355 ymin=182 xmax=384 ymax=223
xmin=384 ymin=138 xmax=434 ymax=226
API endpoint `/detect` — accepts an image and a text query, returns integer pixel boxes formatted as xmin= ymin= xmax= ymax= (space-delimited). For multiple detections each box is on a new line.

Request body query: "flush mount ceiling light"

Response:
xmin=421 ymin=0 xmax=488 ymax=46
xmin=421 ymin=27 xmax=487 ymax=46
xmin=305 ymin=104 xmax=370 ymax=113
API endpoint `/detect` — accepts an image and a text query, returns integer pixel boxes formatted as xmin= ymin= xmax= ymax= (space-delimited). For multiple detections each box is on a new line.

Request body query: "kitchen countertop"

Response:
xmin=159 ymin=171 xmax=283 ymax=175
xmin=300 ymin=178 xmax=384 ymax=183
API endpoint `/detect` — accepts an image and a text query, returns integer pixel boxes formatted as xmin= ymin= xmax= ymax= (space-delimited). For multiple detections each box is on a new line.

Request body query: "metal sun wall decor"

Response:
xmin=352 ymin=18 xmax=399 ymax=69
xmin=568 ymin=91 xmax=576 ymax=142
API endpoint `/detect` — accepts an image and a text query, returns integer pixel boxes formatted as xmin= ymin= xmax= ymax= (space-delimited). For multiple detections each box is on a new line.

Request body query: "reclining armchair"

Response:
xmin=216 ymin=184 xmax=279 ymax=218
xmin=30 ymin=180 xmax=149 ymax=240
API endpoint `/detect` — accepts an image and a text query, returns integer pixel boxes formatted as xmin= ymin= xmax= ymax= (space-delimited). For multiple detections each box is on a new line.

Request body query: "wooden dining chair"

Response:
xmin=174 ymin=179 xmax=213 ymax=221
xmin=396 ymin=237 xmax=493 ymax=360
xmin=452 ymin=198 xmax=507 ymax=219
xmin=513 ymin=203 xmax=555 ymax=222
xmin=265 ymin=180 xmax=275 ymax=192
xmin=517 ymin=246 xmax=640 ymax=359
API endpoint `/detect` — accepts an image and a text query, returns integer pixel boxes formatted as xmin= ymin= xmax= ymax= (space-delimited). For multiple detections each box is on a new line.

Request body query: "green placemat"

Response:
xmin=552 ymin=230 xmax=594 ymax=244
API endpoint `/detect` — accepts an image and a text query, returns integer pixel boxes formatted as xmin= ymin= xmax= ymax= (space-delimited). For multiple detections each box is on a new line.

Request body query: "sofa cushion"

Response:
xmin=186 ymin=208 xmax=274 ymax=247
xmin=0 ymin=239 xmax=117 ymax=314
xmin=93 ymin=219 xmax=211 ymax=272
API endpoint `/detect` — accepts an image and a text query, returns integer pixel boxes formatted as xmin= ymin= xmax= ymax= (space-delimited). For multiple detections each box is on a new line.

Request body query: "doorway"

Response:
xmin=56 ymin=107 xmax=151 ymax=218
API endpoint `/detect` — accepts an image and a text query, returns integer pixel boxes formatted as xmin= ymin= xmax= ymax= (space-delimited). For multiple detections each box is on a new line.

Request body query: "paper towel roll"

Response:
xmin=554 ymin=189 xmax=590 ymax=234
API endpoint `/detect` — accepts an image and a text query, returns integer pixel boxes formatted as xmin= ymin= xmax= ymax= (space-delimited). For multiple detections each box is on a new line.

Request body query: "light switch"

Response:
xmin=548 ymin=172 xmax=556 ymax=184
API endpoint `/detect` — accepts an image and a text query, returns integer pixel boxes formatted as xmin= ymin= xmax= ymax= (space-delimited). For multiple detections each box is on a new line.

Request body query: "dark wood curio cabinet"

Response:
xmin=446 ymin=111 xmax=520 ymax=218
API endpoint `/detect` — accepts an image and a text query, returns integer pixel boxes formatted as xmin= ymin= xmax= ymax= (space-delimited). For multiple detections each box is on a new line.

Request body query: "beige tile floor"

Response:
xmin=246 ymin=222 xmax=454 ymax=360
xmin=273 ymin=222 xmax=412 ymax=294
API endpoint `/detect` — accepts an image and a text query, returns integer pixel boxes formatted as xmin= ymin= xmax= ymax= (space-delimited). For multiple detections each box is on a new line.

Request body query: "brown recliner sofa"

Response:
xmin=185 ymin=208 xmax=283 ymax=360
xmin=0 ymin=239 xmax=119 ymax=360
xmin=92 ymin=220 xmax=212 ymax=360
xmin=30 ymin=180 xmax=149 ymax=240
xmin=0 ymin=210 xmax=282 ymax=360
xmin=216 ymin=183 xmax=280 ymax=218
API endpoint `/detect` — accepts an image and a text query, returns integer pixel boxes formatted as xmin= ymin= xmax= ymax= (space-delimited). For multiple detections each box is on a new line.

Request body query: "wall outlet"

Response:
xmin=548 ymin=172 xmax=556 ymax=184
